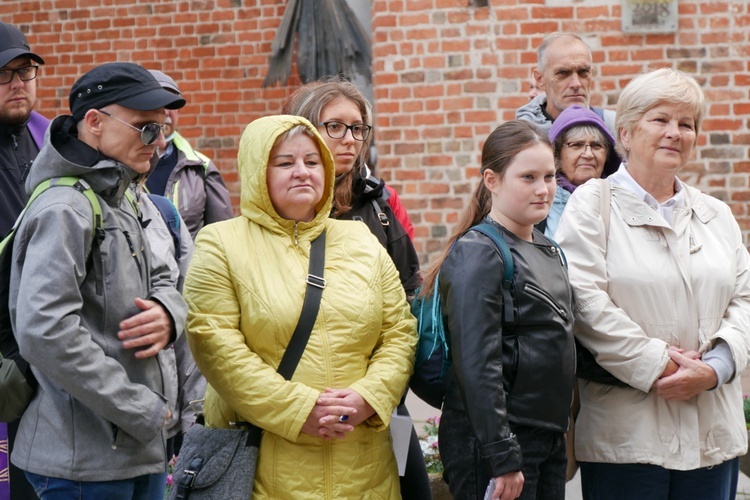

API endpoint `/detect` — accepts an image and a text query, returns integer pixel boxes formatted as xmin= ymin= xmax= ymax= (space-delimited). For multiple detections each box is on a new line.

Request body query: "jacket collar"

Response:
xmin=610 ymin=182 xmax=717 ymax=229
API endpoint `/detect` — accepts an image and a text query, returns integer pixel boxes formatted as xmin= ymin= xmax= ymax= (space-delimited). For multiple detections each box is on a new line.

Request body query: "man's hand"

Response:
xmin=118 ymin=298 xmax=173 ymax=358
xmin=654 ymin=349 xmax=717 ymax=400
xmin=493 ymin=471 xmax=524 ymax=500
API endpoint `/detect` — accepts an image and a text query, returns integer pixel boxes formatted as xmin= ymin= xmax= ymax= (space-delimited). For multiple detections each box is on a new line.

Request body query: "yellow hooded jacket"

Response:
xmin=184 ymin=115 xmax=417 ymax=499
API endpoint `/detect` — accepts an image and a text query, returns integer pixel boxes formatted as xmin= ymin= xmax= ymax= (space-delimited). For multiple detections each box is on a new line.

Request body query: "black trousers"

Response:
xmin=439 ymin=409 xmax=566 ymax=500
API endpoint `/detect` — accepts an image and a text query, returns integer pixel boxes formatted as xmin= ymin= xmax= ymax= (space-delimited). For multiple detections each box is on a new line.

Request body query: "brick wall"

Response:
xmin=4 ymin=0 xmax=302 ymax=211
xmin=372 ymin=0 xmax=750 ymax=265
xmin=6 ymin=0 xmax=750 ymax=266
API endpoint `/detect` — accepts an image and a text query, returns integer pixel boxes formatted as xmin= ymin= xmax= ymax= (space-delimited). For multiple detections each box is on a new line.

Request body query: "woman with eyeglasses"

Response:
xmin=283 ymin=79 xmax=420 ymax=296
xmin=541 ymin=105 xmax=620 ymax=237
xmin=283 ymin=80 xmax=429 ymax=499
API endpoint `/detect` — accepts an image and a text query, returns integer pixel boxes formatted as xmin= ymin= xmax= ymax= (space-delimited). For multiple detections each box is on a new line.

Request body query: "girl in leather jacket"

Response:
xmin=421 ymin=121 xmax=576 ymax=500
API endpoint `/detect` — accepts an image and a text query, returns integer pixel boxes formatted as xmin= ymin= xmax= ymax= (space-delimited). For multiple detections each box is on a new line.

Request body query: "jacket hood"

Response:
xmin=355 ymin=172 xmax=386 ymax=201
xmin=25 ymin=115 xmax=138 ymax=203
xmin=515 ymin=94 xmax=552 ymax=132
xmin=237 ymin=115 xmax=335 ymax=235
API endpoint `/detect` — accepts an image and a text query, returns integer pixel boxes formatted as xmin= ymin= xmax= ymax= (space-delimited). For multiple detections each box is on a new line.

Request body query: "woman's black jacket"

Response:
xmin=336 ymin=175 xmax=421 ymax=295
xmin=439 ymin=220 xmax=576 ymax=477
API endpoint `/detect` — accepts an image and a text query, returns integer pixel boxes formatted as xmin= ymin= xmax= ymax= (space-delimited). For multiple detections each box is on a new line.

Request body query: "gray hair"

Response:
xmin=536 ymin=32 xmax=590 ymax=72
xmin=615 ymin=68 xmax=705 ymax=160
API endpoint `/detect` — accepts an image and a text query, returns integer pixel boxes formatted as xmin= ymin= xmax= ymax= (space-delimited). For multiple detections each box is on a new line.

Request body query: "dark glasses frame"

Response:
xmin=0 ymin=65 xmax=38 ymax=85
xmin=98 ymin=109 xmax=166 ymax=146
xmin=318 ymin=121 xmax=372 ymax=142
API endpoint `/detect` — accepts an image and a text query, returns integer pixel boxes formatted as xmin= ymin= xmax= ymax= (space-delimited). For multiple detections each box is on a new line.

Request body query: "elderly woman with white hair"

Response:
xmin=555 ymin=68 xmax=750 ymax=499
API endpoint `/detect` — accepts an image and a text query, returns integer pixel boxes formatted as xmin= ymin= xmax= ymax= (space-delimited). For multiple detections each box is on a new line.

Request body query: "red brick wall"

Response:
xmin=6 ymin=0 xmax=750 ymax=266
xmin=372 ymin=0 xmax=750 ymax=265
xmin=4 ymin=0 xmax=301 ymax=211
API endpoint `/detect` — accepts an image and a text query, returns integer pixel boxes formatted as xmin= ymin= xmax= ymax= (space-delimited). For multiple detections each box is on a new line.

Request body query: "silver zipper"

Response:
xmin=524 ymin=283 xmax=568 ymax=320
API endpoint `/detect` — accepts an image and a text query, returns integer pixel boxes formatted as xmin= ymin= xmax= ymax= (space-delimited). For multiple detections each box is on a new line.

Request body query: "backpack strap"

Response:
xmin=146 ymin=193 xmax=183 ymax=260
xmin=370 ymin=198 xmax=390 ymax=229
xmin=470 ymin=222 xmax=517 ymax=325
xmin=7 ymin=177 xmax=102 ymax=240
xmin=66 ymin=178 xmax=105 ymax=296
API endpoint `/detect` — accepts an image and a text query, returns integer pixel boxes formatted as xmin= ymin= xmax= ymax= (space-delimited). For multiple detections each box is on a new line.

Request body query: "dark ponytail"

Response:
xmin=420 ymin=120 xmax=549 ymax=296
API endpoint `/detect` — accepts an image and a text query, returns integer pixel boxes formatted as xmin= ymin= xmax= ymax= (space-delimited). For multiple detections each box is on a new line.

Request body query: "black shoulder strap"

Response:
xmin=276 ymin=230 xmax=326 ymax=379
xmin=181 ymin=231 xmax=327 ymax=471
xmin=370 ymin=198 xmax=390 ymax=230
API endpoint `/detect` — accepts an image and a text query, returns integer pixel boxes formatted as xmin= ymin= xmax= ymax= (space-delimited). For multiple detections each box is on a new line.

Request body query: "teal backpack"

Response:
xmin=0 ymin=177 xmax=102 ymax=422
xmin=409 ymin=222 xmax=516 ymax=409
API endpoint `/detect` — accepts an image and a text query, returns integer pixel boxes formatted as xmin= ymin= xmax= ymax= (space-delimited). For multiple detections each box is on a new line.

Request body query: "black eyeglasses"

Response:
xmin=0 ymin=65 xmax=38 ymax=85
xmin=564 ymin=141 xmax=606 ymax=153
xmin=318 ymin=121 xmax=372 ymax=142
xmin=98 ymin=109 xmax=167 ymax=146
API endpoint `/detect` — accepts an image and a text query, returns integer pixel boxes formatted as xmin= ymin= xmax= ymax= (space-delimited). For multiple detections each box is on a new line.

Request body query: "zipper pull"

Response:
xmin=551 ymin=245 xmax=564 ymax=266
xmin=11 ymin=133 xmax=17 ymax=150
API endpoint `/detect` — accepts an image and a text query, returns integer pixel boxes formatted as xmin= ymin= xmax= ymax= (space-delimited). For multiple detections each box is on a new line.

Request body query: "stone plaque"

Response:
xmin=622 ymin=0 xmax=678 ymax=33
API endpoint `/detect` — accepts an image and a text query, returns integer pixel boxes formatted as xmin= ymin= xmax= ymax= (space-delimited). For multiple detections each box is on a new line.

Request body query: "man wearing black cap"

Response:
xmin=0 ymin=21 xmax=48 ymax=500
xmin=8 ymin=62 xmax=188 ymax=497
xmin=0 ymin=21 xmax=48 ymax=240
xmin=146 ymin=69 xmax=233 ymax=239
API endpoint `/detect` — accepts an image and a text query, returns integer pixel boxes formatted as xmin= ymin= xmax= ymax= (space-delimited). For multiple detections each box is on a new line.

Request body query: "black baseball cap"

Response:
xmin=69 ymin=62 xmax=186 ymax=122
xmin=0 ymin=22 xmax=44 ymax=68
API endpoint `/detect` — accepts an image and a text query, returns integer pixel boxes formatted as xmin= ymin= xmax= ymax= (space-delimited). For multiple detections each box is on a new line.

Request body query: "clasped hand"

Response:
xmin=654 ymin=348 xmax=717 ymax=400
xmin=301 ymin=388 xmax=375 ymax=440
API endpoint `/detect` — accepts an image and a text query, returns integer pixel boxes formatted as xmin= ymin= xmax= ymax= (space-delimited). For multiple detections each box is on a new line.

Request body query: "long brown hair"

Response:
xmin=420 ymin=120 xmax=550 ymax=296
xmin=282 ymin=78 xmax=372 ymax=216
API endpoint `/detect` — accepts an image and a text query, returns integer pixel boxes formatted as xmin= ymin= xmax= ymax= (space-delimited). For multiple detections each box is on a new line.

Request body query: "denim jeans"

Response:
xmin=439 ymin=408 xmax=566 ymax=500
xmin=580 ymin=458 xmax=739 ymax=500
xmin=25 ymin=471 xmax=161 ymax=500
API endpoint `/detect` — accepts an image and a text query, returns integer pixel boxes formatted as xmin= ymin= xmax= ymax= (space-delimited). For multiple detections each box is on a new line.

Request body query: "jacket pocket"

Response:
xmin=524 ymin=284 xmax=569 ymax=322
xmin=110 ymin=423 xmax=143 ymax=450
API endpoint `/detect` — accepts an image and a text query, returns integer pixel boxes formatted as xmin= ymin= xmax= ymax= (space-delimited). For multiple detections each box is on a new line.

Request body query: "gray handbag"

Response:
xmin=168 ymin=231 xmax=326 ymax=500
xmin=170 ymin=423 xmax=261 ymax=500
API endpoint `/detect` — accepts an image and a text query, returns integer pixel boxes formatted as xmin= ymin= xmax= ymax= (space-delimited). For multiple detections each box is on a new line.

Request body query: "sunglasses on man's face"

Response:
xmin=97 ymin=109 xmax=167 ymax=145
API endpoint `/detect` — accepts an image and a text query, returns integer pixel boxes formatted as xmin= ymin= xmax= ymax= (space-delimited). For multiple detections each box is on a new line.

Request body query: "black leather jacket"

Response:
xmin=439 ymin=219 xmax=575 ymax=476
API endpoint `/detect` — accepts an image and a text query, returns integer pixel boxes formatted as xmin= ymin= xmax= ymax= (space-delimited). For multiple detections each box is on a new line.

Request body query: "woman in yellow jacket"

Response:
xmin=183 ymin=114 xmax=417 ymax=499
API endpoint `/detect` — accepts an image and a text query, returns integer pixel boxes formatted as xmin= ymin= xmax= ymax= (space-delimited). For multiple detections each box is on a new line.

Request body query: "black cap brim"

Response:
xmin=0 ymin=48 xmax=44 ymax=68
xmin=116 ymin=86 xmax=186 ymax=111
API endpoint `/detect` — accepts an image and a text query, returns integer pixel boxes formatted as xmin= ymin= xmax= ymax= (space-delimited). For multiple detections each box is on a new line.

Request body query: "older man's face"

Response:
xmin=96 ymin=105 xmax=168 ymax=174
xmin=534 ymin=39 xmax=593 ymax=120
xmin=0 ymin=56 xmax=36 ymax=127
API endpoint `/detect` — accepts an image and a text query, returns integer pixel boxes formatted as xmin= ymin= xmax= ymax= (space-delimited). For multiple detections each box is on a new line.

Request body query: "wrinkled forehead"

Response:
xmin=544 ymin=40 xmax=592 ymax=72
